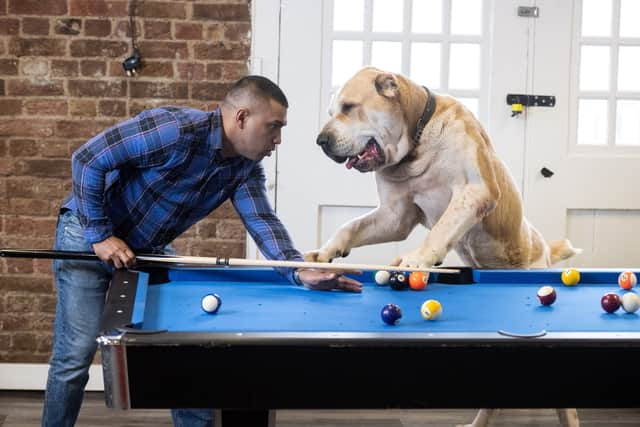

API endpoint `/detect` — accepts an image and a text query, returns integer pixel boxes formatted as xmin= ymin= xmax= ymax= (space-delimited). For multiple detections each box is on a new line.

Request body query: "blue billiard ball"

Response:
xmin=381 ymin=303 xmax=402 ymax=325
xmin=201 ymin=293 xmax=222 ymax=314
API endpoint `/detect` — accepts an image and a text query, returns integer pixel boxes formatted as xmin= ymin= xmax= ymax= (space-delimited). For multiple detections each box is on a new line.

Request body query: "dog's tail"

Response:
xmin=549 ymin=239 xmax=583 ymax=265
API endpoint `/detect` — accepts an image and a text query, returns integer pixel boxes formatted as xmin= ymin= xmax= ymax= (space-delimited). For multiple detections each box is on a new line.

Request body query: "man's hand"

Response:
xmin=296 ymin=268 xmax=362 ymax=293
xmin=92 ymin=236 xmax=136 ymax=269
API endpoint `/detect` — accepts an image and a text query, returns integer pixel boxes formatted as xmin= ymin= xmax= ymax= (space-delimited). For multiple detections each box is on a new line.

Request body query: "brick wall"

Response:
xmin=0 ymin=0 xmax=251 ymax=363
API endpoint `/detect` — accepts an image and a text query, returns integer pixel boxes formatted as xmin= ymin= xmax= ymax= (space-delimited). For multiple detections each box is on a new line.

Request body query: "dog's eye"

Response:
xmin=341 ymin=103 xmax=356 ymax=114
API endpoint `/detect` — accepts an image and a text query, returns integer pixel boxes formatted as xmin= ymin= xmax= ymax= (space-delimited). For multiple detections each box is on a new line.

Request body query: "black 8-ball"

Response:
xmin=389 ymin=272 xmax=408 ymax=290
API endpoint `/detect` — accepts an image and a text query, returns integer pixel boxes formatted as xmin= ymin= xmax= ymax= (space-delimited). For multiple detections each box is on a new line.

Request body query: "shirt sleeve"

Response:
xmin=71 ymin=109 xmax=182 ymax=244
xmin=231 ymin=162 xmax=304 ymax=284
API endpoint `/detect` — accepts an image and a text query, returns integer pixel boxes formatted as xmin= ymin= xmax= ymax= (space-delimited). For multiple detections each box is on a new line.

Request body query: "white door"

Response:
xmin=251 ymin=0 xmax=640 ymax=268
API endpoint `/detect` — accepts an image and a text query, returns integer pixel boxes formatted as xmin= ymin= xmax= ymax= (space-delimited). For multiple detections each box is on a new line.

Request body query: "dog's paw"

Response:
xmin=304 ymin=247 xmax=350 ymax=263
xmin=395 ymin=247 xmax=442 ymax=269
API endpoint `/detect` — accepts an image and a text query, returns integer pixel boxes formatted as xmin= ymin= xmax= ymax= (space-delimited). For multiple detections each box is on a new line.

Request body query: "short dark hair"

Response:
xmin=225 ymin=75 xmax=289 ymax=108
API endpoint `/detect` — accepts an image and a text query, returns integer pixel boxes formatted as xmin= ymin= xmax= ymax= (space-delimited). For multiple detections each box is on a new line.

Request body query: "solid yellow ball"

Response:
xmin=561 ymin=268 xmax=580 ymax=286
xmin=420 ymin=299 xmax=442 ymax=320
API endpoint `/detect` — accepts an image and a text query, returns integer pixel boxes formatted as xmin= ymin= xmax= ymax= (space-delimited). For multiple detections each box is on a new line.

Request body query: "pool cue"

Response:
xmin=0 ymin=248 xmax=459 ymax=274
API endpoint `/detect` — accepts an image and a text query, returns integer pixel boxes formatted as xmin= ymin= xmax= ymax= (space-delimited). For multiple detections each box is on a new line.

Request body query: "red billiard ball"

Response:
xmin=409 ymin=272 xmax=428 ymax=290
xmin=381 ymin=303 xmax=402 ymax=325
xmin=601 ymin=292 xmax=621 ymax=313
xmin=537 ymin=285 xmax=556 ymax=306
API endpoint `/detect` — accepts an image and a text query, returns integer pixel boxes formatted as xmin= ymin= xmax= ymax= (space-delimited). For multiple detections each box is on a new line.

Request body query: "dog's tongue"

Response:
xmin=346 ymin=156 xmax=358 ymax=169
xmin=346 ymin=143 xmax=377 ymax=170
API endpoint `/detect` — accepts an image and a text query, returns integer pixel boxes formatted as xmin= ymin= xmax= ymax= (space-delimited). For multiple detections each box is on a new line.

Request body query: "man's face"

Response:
xmin=237 ymin=99 xmax=287 ymax=161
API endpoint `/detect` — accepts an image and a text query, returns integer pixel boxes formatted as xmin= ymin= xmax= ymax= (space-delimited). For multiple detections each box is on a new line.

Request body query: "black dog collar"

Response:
xmin=413 ymin=86 xmax=436 ymax=143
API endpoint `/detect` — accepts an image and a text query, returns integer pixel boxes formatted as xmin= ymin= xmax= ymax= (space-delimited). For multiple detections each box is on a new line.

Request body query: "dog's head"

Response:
xmin=316 ymin=67 xmax=415 ymax=173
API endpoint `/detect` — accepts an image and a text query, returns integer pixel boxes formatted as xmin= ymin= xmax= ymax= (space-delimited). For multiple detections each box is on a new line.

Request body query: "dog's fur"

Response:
xmin=305 ymin=67 xmax=581 ymax=427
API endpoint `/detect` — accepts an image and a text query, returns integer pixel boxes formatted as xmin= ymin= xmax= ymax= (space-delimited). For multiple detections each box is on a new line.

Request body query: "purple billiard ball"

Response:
xmin=381 ymin=303 xmax=402 ymax=325
xmin=601 ymin=292 xmax=621 ymax=313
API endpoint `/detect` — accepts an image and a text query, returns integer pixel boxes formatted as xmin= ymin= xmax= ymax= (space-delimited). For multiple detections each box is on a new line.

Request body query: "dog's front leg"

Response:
xmin=305 ymin=202 xmax=420 ymax=263
xmin=397 ymin=184 xmax=496 ymax=267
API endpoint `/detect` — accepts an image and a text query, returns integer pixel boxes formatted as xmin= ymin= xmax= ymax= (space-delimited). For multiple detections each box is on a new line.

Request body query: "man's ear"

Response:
xmin=235 ymin=108 xmax=249 ymax=129
xmin=374 ymin=73 xmax=399 ymax=99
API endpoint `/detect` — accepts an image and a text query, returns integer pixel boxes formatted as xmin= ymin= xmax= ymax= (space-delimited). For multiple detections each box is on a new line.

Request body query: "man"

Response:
xmin=43 ymin=75 xmax=362 ymax=427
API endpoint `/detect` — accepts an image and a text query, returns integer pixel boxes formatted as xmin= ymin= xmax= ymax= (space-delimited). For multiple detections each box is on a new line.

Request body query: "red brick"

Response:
xmin=207 ymin=62 xmax=247 ymax=81
xmin=9 ymin=38 xmax=66 ymax=57
xmin=11 ymin=332 xmax=38 ymax=351
xmin=0 ymin=119 xmax=55 ymax=137
xmin=0 ymin=0 xmax=5 ymax=15
xmin=194 ymin=42 xmax=249 ymax=61
xmin=191 ymin=82 xmax=229 ymax=101
xmin=175 ymin=22 xmax=202 ymax=40
xmin=70 ymin=39 xmax=128 ymax=58
xmin=197 ymin=220 xmax=216 ymax=238
xmin=69 ymin=99 xmax=97 ymax=117
xmin=68 ymin=80 xmax=126 ymax=97
xmin=51 ymin=60 xmax=79 ymax=77
xmin=4 ymin=198 xmax=52 ymax=216
xmin=21 ymin=58 xmax=49 ymax=77
xmin=138 ymin=41 xmax=188 ymax=59
xmin=190 ymin=240 xmax=245 ymax=258
xmin=0 ymin=80 xmax=4 ymax=96
xmin=37 ymin=140 xmax=71 ymax=158
xmin=35 ymin=259 xmax=54 ymax=275
xmin=85 ymin=19 xmax=111 ymax=37
xmin=24 ymin=100 xmax=67 ymax=116
xmin=69 ymin=0 xmax=127 ymax=17
xmin=0 ymin=139 xmax=7 ymax=156
xmin=21 ymin=17 xmax=50 ymax=35
xmin=209 ymin=200 xmax=238 ymax=219
xmin=39 ymin=295 xmax=57 ymax=314
xmin=177 ymin=63 xmax=205 ymax=80
xmin=15 ymin=159 xmax=71 ymax=177
xmin=8 ymin=139 xmax=37 ymax=156
xmin=114 ymin=19 xmax=139 ymax=39
xmin=9 ymin=0 xmax=67 ymax=15
xmin=2 ymin=258 xmax=34 ymax=274
xmin=193 ymin=4 xmax=249 ymax=21
xmin=56 ymin=120 xmax=112 ymax=138
xmin=0 ymin=18 xmax=18 ymax=35
xmin=144 ymin=20 xmax=170 ymax=39
xmin=224 ymin=22 xmax=250 ymax=42
xmin=138 ymin=1 xmax=186 ymax=19
xmin=55 ymin=18 xmax=82 ymax=36
xmin=4 ymin=217 xmax=57 ymax=237
xmin=7 ymin=80 xmax=64 ymax=97
xmin=0 ymin=158 xmax=15 ymax=175
xmin=0 ymin=99 xmax=21 ymax=115
xmin=130 ymin=81 xmax=188 ymax=99
xmin=140 ymin=61 xmax=174 ymax=78
xmin=80 ymin=60 xmax=106 ymax=77
xmin=98 ymin=100 xmax=126 ymax=117
xmin=6 ymin=294 xmax=37 ymax=313
xmin=0 ymin=59 xmax=18 ymax=75
xmin=0 ymin=274 xmax=51 ymax=294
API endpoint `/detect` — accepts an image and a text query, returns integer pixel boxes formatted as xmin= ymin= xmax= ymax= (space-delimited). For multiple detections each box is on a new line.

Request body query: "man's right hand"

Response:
xmin=92 ymin=236 xmax=136 ymax=269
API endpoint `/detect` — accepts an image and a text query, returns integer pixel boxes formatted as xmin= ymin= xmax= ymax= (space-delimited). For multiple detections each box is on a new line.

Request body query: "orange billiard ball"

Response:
xmin=408 ymin=272 xmax=428 ymax=290
xmin=618 ymin=271 xmax=637 ymax=290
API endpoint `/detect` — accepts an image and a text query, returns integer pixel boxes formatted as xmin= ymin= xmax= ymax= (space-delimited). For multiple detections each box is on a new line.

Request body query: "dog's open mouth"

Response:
xmin=345 ymin=138 xmax=385 ymax=172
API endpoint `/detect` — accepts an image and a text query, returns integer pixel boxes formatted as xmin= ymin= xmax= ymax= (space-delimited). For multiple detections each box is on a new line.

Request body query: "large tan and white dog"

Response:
xmin=305 ymin=67 xmax=581 ymax=427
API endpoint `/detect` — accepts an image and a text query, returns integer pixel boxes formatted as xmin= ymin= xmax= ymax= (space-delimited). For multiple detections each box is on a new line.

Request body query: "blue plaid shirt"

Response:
xmin=62 ymin=106 xmax=303 ymax=282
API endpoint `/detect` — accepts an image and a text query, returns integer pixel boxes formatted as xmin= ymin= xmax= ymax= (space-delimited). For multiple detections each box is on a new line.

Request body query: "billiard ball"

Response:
xmin=420 ymin=299 xmax=442 ymax=320
xmin=374 ymin=270 xmax=391 ymax=286
xmin=201 ymin=293 xmax=222 ymax=314
xmin=537 ymin=285 xmax=557 ymax=306
xmin=601 ymin=292 xmax=621 ymax=313
xmin=389 ymin=272 xmax=408 ymax=290
xmin=618 ymin=271 xmax=637 ymax=290
xmin=561 ymin=268 xmax=580 ymax=286
xmin=408 ymin=272 xmax=428 ymax=290
xmin=381 ymin=303 xmax=402 ymax=325
xmin=621 ymin=293 xmax=640 ymax=313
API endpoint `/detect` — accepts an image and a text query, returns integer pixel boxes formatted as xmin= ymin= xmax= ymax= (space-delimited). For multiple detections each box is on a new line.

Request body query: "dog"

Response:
xmin=305 ymin=67 xmax=581 ymax=427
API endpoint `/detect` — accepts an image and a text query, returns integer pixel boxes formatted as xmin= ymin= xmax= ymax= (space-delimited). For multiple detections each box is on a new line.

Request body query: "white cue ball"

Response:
xmin=621 ymin=292 xmax=640 ymax=314
xmin=374 ymin=270 xmax=391 ymax=286
xmin=201 ymin=294 xmax=221 ymax=314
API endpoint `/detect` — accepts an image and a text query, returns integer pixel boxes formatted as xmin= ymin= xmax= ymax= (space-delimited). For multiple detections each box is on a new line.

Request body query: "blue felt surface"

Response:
xmin=138 ymin=268 xmax=640 ymax=333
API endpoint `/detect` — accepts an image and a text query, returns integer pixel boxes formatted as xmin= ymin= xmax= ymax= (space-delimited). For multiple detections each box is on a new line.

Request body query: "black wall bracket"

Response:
xmin=507 ymin=94 xmax=556 ymax=107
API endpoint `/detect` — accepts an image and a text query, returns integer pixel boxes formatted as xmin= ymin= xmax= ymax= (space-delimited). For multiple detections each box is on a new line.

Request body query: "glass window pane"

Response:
xmin=334 ymin=0 xmax=364 ymax=31
xmin=372 ymin=0 xmax=403 ymax=32
xmin=579 ymin=46 xmax=610 ymax=91
xmin=449 ymin=43 xmax=480 ymax=89
xmin=616 ymin=100 xmax=640 ymax=146
xmin=618 ymin=46 xmax=640 ymax=91
xmin=581 ymin=0 xmax=611 ymax=37
xmin=371 ymin=41 xmax=402 ymax=74
xmin=577 ymin=99 xmax=608 ymax=145
xmin=620 ymin=0 xmax=640 ymax=37
xmin=412 ymin=0 xmax=442 ymax=33
xmin=332 ymin=40 xmax=363 ymax=86
xmin=458 ymin=97 xmax=479 ymax=118
xmin=451 ymin=0 xmax=482 ymax=35
xmin=410 ymin=43 xmax=441 ymax=88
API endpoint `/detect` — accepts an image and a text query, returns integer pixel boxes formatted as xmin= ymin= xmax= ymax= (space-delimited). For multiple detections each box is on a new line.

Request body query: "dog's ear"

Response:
xmin=374 ymin=73 xmax=399 ymax=99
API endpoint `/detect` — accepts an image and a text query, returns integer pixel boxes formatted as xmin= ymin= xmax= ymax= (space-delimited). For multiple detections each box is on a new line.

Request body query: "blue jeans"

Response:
xmin=42 ymin=210 xmax=213 ymax=427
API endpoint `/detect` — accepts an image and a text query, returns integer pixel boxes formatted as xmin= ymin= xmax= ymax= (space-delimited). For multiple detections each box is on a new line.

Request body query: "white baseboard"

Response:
xmin=0 ymin=363 xmax=104 ymax=391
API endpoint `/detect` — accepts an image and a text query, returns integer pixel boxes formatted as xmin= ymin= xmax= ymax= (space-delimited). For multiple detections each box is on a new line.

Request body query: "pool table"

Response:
xmin=98 ymin=266 xmax=640 ymax=425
